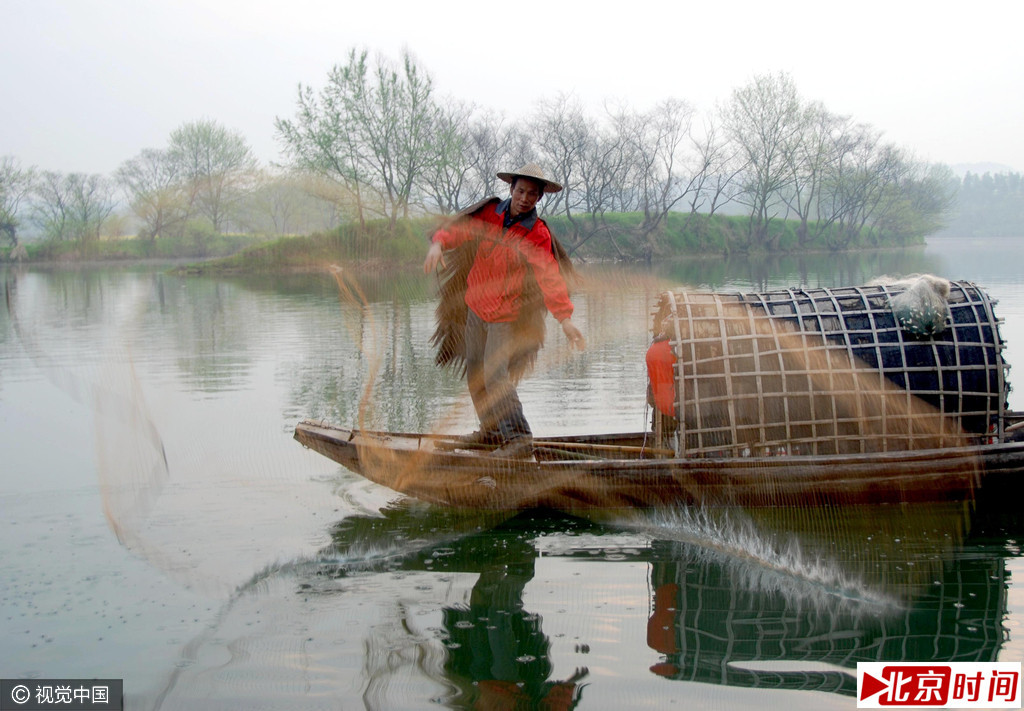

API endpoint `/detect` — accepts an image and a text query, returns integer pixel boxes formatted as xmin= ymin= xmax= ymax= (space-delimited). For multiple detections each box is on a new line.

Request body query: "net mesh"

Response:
xmin=652 ymin=280 xmax=1009 ymax=457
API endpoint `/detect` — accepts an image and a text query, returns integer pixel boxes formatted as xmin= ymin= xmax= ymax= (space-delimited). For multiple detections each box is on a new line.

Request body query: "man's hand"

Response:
xmin=423 ymin=241 xmax=446 ymax=274
xmin=560 ymin=318 xmax=585 ymax=350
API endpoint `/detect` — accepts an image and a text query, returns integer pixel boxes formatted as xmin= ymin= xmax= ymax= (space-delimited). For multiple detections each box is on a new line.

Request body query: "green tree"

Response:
xmin=276 ymin=48 xmax=442 ymax=230
xmin=168 ymin=119 xmax=258 ymax=232
xmin=0 ymin=155 xmax=35 ymax=247
xmin=871 ymin=162 xmax=956 ymax=244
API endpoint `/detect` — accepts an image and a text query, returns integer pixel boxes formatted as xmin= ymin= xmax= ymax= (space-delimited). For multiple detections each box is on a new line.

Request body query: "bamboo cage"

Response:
xmin=652 ymin=279 xmax=1009 ymax=458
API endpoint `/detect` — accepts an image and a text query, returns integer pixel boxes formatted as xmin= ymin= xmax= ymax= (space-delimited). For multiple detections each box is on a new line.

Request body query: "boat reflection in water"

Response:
xmin=636 ymin=503 xmax=1008 ymax=696
xmin=153 ymin=497 xmax=1016 ymax=709
xmin=318 ymin=497 xmax=1012 ymax=707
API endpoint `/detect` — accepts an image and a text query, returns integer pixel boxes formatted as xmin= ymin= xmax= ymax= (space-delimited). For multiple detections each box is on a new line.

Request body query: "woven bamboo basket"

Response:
xmin=652 ymin=279 xmax=1009 ymax=458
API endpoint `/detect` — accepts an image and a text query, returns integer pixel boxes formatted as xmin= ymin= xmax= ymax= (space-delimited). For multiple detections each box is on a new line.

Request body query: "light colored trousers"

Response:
xmin=464 ymin=309 xmax=532 ymax=442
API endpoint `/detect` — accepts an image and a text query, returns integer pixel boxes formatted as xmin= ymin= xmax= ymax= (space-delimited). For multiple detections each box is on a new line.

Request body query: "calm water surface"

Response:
xmin=2 ymin=236 xmax=1023 ymax=710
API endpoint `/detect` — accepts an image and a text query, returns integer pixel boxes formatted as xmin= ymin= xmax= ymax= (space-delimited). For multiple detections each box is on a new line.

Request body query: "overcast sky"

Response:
xmin=4 ymin=0 xmax=1022 ymax=176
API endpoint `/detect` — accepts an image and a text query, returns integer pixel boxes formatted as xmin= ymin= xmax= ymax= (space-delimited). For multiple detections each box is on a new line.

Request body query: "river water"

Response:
xmin=2 ymin=236 xmax=1023 ymax=709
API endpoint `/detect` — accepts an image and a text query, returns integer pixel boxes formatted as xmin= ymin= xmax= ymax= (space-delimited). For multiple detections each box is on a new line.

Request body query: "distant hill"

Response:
xmin=949 ymin=162 xmax=1016 ymax=179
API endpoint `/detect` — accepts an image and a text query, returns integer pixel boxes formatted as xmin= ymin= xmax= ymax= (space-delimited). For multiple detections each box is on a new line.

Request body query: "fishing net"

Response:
xmin=653 ymin=277 xmax=1009 ymax=457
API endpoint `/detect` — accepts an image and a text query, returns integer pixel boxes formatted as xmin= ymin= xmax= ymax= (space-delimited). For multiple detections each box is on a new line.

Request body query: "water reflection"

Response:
xmin=437 ymin=557 xmax=588 ymax=709
xmin=640 ymin=504 xmax=1007 ymax=696
xmin=322 ymin=505 xmax=590 ymax=708
xmin=190 ymin=498 xmax=1011 ymax=708
xmin=4 ymin=241 xmax=1023 ymax=710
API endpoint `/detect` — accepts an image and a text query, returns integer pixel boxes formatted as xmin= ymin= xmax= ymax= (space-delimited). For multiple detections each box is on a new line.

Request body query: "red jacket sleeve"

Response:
xmin=431 ymin=223 xmax=472 ymax=250
xmin=520 ymin=223 xmax=574 ymax=322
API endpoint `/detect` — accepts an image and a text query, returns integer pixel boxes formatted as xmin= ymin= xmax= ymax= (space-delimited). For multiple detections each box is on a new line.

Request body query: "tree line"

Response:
xmin=0 ymin=123 xmax=344 ymax=254
xmin=2 ymin=49 xmax=960 ymax=261
xmin=275 ymin=51 xmax=955 ymax=258
xmin=936 ymin=171 xmax=1024 ymax=238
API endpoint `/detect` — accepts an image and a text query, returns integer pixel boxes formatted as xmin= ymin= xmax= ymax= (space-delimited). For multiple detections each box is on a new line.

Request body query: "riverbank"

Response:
xmin=3 ymin=211 xmax=925 ymax=274
xmin=0 ymin=232 xmax=271 ymax=266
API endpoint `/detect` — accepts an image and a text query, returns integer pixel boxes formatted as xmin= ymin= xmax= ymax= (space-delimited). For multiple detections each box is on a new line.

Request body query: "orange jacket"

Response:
xmin=646 ymin=338 xmax=677 ymax=417
xmin=432 ymin=199 xmax=574 ymax=323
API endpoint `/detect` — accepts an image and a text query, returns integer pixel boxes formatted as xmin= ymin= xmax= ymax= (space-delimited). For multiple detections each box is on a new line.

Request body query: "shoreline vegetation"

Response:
xmin=4 ymin=48 xmax=1021 ymax=272
xmin=2 ymin=60 xmax=978 ymax=272
xmin=0 ymin=210 xmax=926 ymax=274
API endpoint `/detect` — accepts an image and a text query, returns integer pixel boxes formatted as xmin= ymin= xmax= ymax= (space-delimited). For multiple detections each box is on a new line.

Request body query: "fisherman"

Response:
xmin=424 ymin=163 xmax=585 ymax=459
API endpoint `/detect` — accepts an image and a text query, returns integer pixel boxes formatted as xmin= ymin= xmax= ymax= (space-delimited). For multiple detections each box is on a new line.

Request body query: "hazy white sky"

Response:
xmin=4 ymin=0 xmax=1022 ymax=176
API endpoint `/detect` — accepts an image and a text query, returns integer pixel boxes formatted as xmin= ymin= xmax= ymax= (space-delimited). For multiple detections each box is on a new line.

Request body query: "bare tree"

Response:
xmin=31 ymin=171 xmax=71 ymax=242
xmin=32 ymin=171 xmax=114 ymax=243
xmin=237 ymin=169 xmax=344 ymax=235
xmin=561 ymin=118 xmax=629 ymax=253
xmin=779 ymin=103 xmax=847 ymax=248
xmin=503 ymin=126 xmax=538 ymax=180
xmin=532 ymin=94 xmax=592 ymax=218
xmin=817 ymin=122 xmax=871 ymax=247
xmin=115 ymin=148 xmax=186 ymax=242
xmin=722 ymin=72 xmax=804 ymax=251
xmin=465 ymin=110 xmax=517 ymax=200
xmin=417 ymin=98 xmax=476 ymax=214
xmin=610 ymin=98 xmax=695 ymax=261
xmin=860 ymin=147 xmax=917 ymax=245
xmin=243 ymin=169 xmax=301 ymax=234
xmin=293 ymin=173 xmax=348 ymax=232
xmin=827 ymin=133 xmax=913 ymax=249
xmin=684 ymin=120 xmax=744 ymax=219
xmin=66 ymin=173 xmax=115 ymax=242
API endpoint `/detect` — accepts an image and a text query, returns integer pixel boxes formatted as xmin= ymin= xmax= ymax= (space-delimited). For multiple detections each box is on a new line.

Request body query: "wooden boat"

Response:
xmin=295 ymin=279 xmax=1024 ymax=511
xmin=293 ymin=420 xmax=1024 ymax=511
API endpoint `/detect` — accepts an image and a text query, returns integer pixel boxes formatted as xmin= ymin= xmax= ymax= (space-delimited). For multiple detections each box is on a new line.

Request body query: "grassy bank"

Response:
xmin=173 ymin=218 xmax=436 ymax=274
xmin=5 ymin=211 xmax=918 ymax=273
xmin=186 ymin=212 xmax=911 ymax=274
